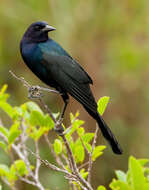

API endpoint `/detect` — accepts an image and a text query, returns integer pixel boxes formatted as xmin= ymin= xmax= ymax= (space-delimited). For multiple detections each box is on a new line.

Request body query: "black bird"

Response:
xmin=20 ymin=21 xmax=122 ymax=154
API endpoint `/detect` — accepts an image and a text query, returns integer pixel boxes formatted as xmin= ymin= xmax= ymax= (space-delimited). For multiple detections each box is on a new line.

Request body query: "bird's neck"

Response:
xmin=23 ymin=34 xmax=49 ymax=44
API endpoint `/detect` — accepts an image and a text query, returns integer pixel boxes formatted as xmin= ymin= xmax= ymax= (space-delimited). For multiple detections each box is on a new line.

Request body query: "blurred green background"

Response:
xmin=0 ymin=0 xmax=149 ymax=189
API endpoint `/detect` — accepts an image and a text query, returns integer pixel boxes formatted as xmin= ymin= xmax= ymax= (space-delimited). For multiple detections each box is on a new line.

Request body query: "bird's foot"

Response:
xmin=54 ymin=118 xmax=64 ymax=135
xmin=28 ymin=85 xmax=43 ymax=99
xmin=28 ymin=85 xmax=61 ymax=99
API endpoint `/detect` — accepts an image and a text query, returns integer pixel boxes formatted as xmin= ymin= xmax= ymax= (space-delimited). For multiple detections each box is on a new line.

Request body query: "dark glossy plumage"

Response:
xmin=20 ymin=21 xmax=122 ymax=154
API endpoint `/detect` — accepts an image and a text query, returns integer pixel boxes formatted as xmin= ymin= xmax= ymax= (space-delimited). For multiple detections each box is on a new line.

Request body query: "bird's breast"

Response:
xmin=21 ymin=43 xmax=47 ymax=77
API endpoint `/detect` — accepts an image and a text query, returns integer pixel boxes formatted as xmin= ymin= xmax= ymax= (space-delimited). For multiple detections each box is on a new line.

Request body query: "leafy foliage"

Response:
xmin=0 ymin=85 xmax=108 ymax=189
xmin=0 ymin=85 xmax=148 ymax=190
xmin=110 ymin=156 xmax=149 ymax=190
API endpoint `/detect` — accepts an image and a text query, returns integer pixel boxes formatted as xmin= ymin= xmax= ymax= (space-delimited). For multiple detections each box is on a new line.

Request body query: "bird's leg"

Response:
xmin=60 ymin=93 xmax=69 ymax=120
xmin=55 ymin=94 xmax=69 ymax=130
xmin=59 ymin=99 xmax=69 ymax=120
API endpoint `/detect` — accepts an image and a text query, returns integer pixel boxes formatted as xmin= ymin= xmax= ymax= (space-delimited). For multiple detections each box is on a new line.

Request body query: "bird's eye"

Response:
xmin=34 ymin=25 xmax=43 ymax=30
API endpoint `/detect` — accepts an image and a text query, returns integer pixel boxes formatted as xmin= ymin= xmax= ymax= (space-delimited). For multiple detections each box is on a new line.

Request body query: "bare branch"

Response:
xmin=9 ymin=70 xmax=31 ymax=88
xmin=35 ymin=141 xmax=41 ymax=180
xmin=39 ymin=98 xmax=56 ymax=122
xmin=25 ymin=146 xmax=77 ymax=179
xmin=80 ymin=136 xmax=90 ymax=155
xmin=19 ymin=177 xmax=37 ymax=186
xmin=61 ymin=135 xmax=94 ymax=190
xmin=44 ymin=134 xmax=66 ymax=169
xmin=87 ymin=125 xmax=99 ymax=183
xmin=65 ymin=176 xmax=88 ymax=190
xmin=9 ymin=70 xmax=60 ymax=97
xmin=78 ymin=162 xmax=89 ymax=170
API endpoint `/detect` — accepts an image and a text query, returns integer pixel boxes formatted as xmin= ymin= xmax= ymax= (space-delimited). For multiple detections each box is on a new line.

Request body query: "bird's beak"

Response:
xmin=42 ymin=24 xmax=56 ymax=32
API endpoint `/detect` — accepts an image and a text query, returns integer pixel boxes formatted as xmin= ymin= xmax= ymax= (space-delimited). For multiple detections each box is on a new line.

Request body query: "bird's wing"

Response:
xmin=39 ymin=40 xmax=93 ymax=84
xmin=42 ymin=52 xmax=93 ymax=84
xmin=42 ymin=54 xmax=97 ymax=112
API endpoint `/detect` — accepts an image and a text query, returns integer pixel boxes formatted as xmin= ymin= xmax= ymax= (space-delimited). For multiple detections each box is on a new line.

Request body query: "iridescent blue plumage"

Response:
xmin=39 ymin=39 xmax=71 ymax=57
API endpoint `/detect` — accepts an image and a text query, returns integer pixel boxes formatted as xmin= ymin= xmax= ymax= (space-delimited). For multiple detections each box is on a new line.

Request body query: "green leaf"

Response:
xmin=75 ymin=145 xmax=85 ymax=163
xmin=0 ymin=84 xmax=9 ymax=102
xmin=73 ymin=119 xmax=84 ymax=128
xmin=0 ymin=141 xmax=7 ymax=151
xmin=14 ymin=105 xmax=26 ymax=117
xmin=8 ymin=160 xmax=28 ymax=183
xmin=83 ymin=142 xmax=92 ymax=153
xmin=110 ymin=179 xmax=132 ymax=190
xmin=0 ymin=164 xmax=9 ymax=177
xmin=97 ymin=186 xmax=107 ymax=190
xmin=144 ymin=183 xmax=149 ymax=190
xmin=81 ymin=133 xmax=94 ymax=143
xmin=8 ymin=122 xmax=21 ymax=145
xmin=0 ymin=101 xmax=14 ymax=118
xmin=67 ymin=119 xmax=84 ymax=136
xmin=29 ymin=110 xmax=44 ymax=126
xmin=138 ymin=159 xmax=149 ymax=166
xmin=0 ymin=126 xmax=9 ymax=138
xmin=129 ymin=156 xmax=145 ymax=190
xmin=0 ymin=84 xmax=8 ymax=94
xmin=92 ymin=145 xmax=106 ymax=161
xmin=29 ymin=111 xmax=54 ymax=130
xmin=77 ymin=127 xmax=85 ymax=136
xmin=9 ymin=166 xmax=18 ymax=182
xmin=35 ymin=127 xmax=48 ymax=140
xmin=70 ymin=112 xmax=79 ymax=122
xmin=54 ymin=139 xmax=62 ymax=155
xmin=115 ymin=170 xmax=127 ymax=182
xmin=43 ymin=114 xmax=54 ymax=129
xmin=11 ymin=160 xmax=28 ymax=176
xmin=144 ymin=168 xmax=149 ymax=175
xmin=8 ymin=131 xmax=21 ymax=145
xmin=97 ymin=96 xmax=110 ymax=115
xmin=25 ymin=101 xmax=43 ymax=114
xmin=126 ymin=171 xmax=131 ymax=186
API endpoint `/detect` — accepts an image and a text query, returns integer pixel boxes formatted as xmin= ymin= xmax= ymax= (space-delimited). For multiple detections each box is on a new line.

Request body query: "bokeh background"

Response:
xmin=0 ymin=0 xmax=149 ymax=189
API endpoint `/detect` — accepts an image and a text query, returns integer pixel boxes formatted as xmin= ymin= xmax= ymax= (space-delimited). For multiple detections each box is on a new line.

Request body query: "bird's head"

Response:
xmin=23 ymin=21 xmax=56 ymax=42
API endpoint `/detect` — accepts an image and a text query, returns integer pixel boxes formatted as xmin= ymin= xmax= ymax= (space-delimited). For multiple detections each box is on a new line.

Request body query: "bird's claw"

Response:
xmin=28 ymin=85 xmax=43 ymax=99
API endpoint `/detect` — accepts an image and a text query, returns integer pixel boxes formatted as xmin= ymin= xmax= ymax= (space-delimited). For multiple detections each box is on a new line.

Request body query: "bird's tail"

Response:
xmin=96 ymin=114 xmax=122 ymax=154
xmin=84 ymin=106 xmax=123 ymax=154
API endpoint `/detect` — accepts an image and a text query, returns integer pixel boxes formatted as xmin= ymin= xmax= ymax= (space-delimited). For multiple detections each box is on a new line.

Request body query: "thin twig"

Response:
xmin=44 ymin=134 xmax=65 ymax=169
xmin=39 ymin=98 xmax=56 ymax=122
xmin=9 ymin=70 xmax=60 ymax=96
xmin=87 ymin=125 xmax=99 ymax=183
xmin=19 ymin=177 xmax=37 ymax=186
xmin=61 ymin=135 xmax=93 ymax=190
xmin=80 ymin=137 xmax=90 ymax=155
xmin=25 ymin=146 xmax=76 ymax=179
xmin=65 ymin=176 xmax=88 ymax=190
xmin=19 ymin=120 xmax=33 ymax=177
xmin=9 ymin=70 xmax=31 ymax=88
xmin=35 ymin=141 xmax=41 ymax=180
xmin=78 ymin=162 xmax=89 ymax=170
xmin=61 ymin=153 xmax=70 ymax=166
